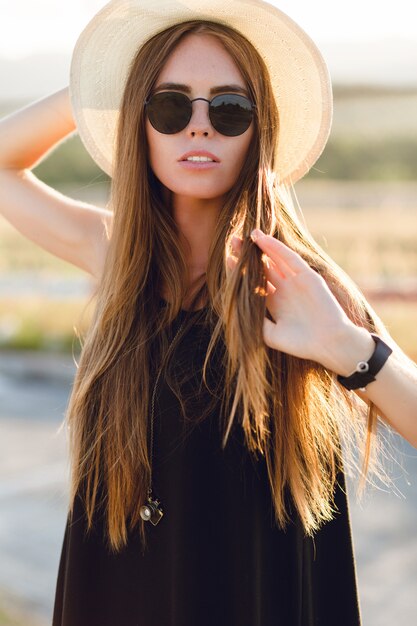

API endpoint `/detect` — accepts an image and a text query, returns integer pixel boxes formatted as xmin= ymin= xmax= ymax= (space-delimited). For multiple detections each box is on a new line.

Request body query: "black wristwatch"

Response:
xmin=337 ymin=333 xmax=393 ymax=391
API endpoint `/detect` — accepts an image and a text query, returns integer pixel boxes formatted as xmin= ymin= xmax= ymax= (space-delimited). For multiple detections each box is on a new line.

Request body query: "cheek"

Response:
xmin=226 ymin=130 xmax=254 ymax=176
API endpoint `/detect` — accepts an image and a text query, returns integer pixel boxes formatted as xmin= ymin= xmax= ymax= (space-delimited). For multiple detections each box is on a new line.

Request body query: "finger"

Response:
xmin=227 ymin=250 xmax=277 ymax=279
xmin=230 ymin=234 xmax=243 ymax=256
xmin=263 ymin=258 xmax=286 ymax=286
xmin=231 ymin=235 xmax=292 ymax=279
xmin=226 ymin=255 xmax=275 ymax=295
xmin=254 ymin=279 xmax=276 ymax=297
xmin=251 ymin=230 xmax=309 ymax=274
xmin=226 ymin=254 xmax=239 ymax=272
xmin=262 ymin=253 xmax=286 ymax=279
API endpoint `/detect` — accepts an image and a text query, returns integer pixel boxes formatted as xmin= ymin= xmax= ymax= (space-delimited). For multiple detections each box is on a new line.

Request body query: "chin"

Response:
xmin=169 ymin=182 xmax=229 ymax=199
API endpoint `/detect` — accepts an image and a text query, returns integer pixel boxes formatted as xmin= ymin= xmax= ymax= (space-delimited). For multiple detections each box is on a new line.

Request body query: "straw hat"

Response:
xmin=69 ymin=0 xmax=333 ymax=184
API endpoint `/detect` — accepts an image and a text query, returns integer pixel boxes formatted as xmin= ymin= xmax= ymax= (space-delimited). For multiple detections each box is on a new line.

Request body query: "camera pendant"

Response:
xmin=140 ymin=490 xmax=164 ymax=526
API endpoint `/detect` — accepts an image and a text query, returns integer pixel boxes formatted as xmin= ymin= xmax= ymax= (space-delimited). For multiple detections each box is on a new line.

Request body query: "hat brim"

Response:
xmin=70 ymin=0 xmax=333 ymax=184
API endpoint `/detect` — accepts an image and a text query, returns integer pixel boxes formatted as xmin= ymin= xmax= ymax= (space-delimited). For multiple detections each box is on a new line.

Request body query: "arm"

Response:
xmin=321 ymin=325 xmax=417 ymax=449
xmin=233 ymin=229 xmax=417 ymax=450
xmin=0 ymin=87 xmax=112 ymax=280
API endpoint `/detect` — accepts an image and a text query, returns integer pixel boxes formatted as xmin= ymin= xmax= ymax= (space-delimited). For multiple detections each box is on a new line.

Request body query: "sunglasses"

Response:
xmin=144 ymin=91 xmax=256 ymax=137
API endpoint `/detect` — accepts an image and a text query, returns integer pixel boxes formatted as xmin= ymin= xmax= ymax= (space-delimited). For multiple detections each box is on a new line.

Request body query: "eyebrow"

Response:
xmin=153 ymin=82 xmax=249 ymax=97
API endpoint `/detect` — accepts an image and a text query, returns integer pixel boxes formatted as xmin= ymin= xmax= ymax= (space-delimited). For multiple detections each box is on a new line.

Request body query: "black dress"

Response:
xmin=52 ymin=303 xmax=362 ymax=626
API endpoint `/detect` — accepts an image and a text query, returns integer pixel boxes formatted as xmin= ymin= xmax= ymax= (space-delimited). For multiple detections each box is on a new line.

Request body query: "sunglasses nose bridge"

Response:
xmin=187 ymin=97 xmax=213 ymax=132
xmin=190 ymin=97 xmax=211 ymax=105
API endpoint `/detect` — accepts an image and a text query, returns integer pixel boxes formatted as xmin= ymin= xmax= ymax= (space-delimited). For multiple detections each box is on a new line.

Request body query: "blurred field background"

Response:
xmin=1 ymin=85 xmax=417 ymax=359
xmin=0 ymin=84 xmax=417 ymax=626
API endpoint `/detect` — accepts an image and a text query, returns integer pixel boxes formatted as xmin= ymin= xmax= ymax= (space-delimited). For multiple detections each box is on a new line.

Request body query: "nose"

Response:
xmin=186 ymin=99 xmax=213 ymax=137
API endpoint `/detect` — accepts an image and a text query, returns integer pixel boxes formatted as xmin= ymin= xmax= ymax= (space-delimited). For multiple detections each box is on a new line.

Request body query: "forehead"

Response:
xmin=156 ymin=33 xmax=246 ymax=90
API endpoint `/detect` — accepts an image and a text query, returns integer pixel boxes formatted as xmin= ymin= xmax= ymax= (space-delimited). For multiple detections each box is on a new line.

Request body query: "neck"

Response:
xmin=160 ymin=190 xmax=224 ymax=309
xmin=171 ymin=192 xmax=224 ymax=273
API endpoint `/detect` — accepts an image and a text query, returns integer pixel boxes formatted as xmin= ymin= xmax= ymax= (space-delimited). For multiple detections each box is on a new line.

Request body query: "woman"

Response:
xmin=0 ymin=1 xmax=416 ymax=625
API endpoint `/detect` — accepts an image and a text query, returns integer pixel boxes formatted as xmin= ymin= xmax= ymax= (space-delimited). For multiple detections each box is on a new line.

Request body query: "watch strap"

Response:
xmin=337 ymin=333 xmax=393 ymax=391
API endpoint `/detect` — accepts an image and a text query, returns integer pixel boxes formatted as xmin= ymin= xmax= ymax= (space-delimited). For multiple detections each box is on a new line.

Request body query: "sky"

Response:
xmin=0 ymin=0 xmax=416 ymax=58
xmin=0 ymin=0 xmax=416 ymax=97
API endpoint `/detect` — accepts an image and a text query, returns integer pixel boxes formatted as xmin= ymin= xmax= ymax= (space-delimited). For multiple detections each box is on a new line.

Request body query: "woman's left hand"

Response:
xmin=228 ymin=229 xmax=374 ymax=374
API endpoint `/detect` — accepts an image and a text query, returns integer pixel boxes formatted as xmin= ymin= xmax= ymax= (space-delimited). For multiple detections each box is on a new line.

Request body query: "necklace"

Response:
xmin=139 ymin=316 xmax=186 ymax=526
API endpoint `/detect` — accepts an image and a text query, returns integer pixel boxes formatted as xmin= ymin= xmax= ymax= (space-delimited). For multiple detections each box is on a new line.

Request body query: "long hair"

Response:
xmin=66 ymin=20 xmax=400 ymax=553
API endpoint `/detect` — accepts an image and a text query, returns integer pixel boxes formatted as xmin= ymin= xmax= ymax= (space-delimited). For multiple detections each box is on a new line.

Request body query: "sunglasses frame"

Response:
xmin=144 ymin=91 xmax=256 ymax=136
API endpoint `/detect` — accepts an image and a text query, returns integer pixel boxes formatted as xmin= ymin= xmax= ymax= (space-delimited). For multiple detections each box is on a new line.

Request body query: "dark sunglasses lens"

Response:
xmin=210 ymin=94 xmax=253 ymax=136
xmin=146 ymin=92 xmax=191 ymax=134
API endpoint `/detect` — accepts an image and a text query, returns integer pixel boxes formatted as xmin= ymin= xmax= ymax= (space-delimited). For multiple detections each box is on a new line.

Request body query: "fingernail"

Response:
xmin=250 ymin=229 xmax=264 ymax=242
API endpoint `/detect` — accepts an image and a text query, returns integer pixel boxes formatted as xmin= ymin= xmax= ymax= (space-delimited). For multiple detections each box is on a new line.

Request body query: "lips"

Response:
xmin=179 ymin=150 xmax=220 ymax=162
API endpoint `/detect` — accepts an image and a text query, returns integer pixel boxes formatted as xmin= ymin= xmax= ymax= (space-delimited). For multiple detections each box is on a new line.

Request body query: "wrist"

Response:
xmin=320 ymin=323 xmax=376 ymax=377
